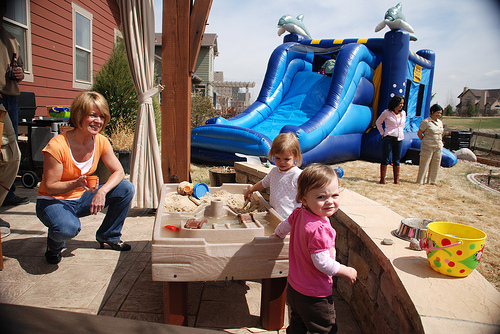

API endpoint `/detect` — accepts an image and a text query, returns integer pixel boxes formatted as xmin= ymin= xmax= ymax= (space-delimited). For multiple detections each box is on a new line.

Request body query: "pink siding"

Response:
xmin=18 ymin=0 xmax=121 ymax=116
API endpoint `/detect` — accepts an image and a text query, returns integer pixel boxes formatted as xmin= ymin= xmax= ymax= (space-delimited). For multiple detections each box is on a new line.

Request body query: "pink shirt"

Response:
xmin=376 ymin=109 xmax=406 ymax=141
xmin=280 ymin=206 xmax=336 ymax=298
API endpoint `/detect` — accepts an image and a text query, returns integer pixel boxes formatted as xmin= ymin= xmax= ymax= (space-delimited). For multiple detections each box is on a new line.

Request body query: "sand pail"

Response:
xmin=420 ymin=222 xmax=486 ymax=277
xmin=209 ymin=167 xmax=236 ymax=186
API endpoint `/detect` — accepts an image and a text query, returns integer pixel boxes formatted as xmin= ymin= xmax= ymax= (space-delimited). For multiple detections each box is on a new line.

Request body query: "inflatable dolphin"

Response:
xmin=277 ymin=14 xmax=312 ymax=39
xmin=375 ymin=2 xmax=416 ymax=38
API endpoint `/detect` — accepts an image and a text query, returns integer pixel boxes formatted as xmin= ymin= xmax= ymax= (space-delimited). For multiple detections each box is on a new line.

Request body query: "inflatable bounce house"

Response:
xmin=191 ymin=3 xmax=457 ymax=168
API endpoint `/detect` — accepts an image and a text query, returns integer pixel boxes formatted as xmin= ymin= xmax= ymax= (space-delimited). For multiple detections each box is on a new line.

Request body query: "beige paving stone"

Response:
xmin=244 ymin=280 xmax=263 ymax=316
xmin=0 ymin=281 xmax=34 ymax=303
xmin=119 ymin=264 xmax=163 ymax=313
xmin=225 ymin=328 xmax=254 ymax=334
xmin=396 ymin=265 xmax=500 ymax=326
xmin=340 ymin=205 xmax=403 ymax=229
xmin=100 ymin=255 xmax=144 ymax=311
xmin=88 ymin=281 xmax=118 ymax=314
xmin=361 ymin=227 xmax=427 ymax=260
xmin=187 ymin=281 xmax=204 ymax=315
xmin=59 ymin=244 xmax=125 ymax=265
xmin=196 ymin=300 xmax=261 ymax=329
xmin=14 ymin=263 xmax=115 ymax=311
xmin=202 ymin=280 xmax=251 ymax=302
xmin=8 ymin=222 xmax=46 ymax=238
xmin=421 ymin=316 xmax=500 ymax=334
xmin=0 ymin=256 xmax=48 ymax=286
xmin=115 ymin=310 xmax=163 ymax=323
xmin=0 ymin=234 xmax=46 ymax=256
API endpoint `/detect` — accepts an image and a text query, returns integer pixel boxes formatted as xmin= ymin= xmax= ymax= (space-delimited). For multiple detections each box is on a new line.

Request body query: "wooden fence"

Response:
xmin=470 ymin=130 xmax=500 ymax=167
xmin=470 ymin=131 xmax=500 ymax=155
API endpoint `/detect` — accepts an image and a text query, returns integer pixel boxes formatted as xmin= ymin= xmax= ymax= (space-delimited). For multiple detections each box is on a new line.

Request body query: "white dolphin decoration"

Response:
xmin=375 ymin=3 xmax=417 ymax=40
xmin=277 ymin=14 xmax=312 ymax=39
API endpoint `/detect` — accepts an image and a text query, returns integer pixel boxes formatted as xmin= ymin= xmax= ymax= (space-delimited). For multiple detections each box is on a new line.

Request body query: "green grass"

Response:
xmin=442 ymin=116 xmax=500 ymax=131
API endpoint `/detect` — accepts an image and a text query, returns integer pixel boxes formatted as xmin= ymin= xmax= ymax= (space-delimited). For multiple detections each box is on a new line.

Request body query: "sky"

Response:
xmin=153 ymin=0 xmax=500 ymax=108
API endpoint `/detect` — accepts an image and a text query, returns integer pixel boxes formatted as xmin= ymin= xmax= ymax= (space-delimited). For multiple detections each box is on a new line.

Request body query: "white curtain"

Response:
xmin=118 ymin=0 xmax=163 ymax=209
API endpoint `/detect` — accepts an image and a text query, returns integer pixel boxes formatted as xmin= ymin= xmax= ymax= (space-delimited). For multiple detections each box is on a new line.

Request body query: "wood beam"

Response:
xmin=161 ymin=0 xmax=191 ymax=183
xmin=189 ymin=0 xmax=213 ymax=73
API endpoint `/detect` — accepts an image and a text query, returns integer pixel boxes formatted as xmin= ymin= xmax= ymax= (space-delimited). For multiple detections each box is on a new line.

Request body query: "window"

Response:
xmin=465 ymin=96 xmax=472 ymax=106
xmin=72 ymin=3 xmax=92 ymax=88
xmin=3 ymin=0 xmax=33 ymax=82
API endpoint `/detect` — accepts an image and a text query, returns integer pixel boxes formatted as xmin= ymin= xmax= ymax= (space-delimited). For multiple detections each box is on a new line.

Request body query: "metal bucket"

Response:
xmin=392 ymin=218 xmax=431 ymax=241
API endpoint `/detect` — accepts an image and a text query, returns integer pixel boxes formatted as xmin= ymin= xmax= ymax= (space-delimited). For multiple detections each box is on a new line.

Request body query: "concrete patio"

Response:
xmin=0 ymin=181 xmax=360 ymax=333
xmin=2 ymin=164 xmax=500 ymax=333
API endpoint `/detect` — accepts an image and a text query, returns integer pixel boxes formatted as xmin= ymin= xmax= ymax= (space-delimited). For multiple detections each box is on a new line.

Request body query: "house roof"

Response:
xmin=486 ymin=89 xmax=500 ymax=105
xmin=457 ymin=88 xmax=500 ymax=105
xmin=458 ymin=88 xmax=500 ymax=98
xmin=154 ymin=32 xmax=218 ymax=54
xmin=201 ymin=33 xmax=218 ymax=50
xmin=213 ymin=81 xmax=255 ymax=88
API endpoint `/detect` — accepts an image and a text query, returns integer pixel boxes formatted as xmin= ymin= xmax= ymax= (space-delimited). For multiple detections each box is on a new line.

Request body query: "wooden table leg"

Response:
xmin=260 ymin=277 xmax=287 ymax=330
xmin=163 ymin=282 xmax=188 ymax=326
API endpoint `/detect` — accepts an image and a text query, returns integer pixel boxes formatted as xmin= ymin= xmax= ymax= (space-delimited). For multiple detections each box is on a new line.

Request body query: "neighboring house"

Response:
xmin=154 ymin=32 xmax=255 ymax=115
xmin=4 ymin=0 xmax=121 ymax=116
xmin=213 ymin=71 xmax=255 ymax=117
xmin=154 ymin=32 xmax=217 ymax=96
xmin=456 ymin=87 xmax=500 ymax=116
xmin=193 ymin=33 xmax=218 ymax=98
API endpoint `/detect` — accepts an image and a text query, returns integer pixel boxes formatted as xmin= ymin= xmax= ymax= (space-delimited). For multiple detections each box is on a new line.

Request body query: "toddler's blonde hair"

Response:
xmin=268 ymin=132 xmax=302 ymax=166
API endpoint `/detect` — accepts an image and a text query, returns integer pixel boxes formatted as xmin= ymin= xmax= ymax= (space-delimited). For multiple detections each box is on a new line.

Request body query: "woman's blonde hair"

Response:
xmin=269 ymin=132 xmax=302 ymax=166
xmin=69 ymin=91 xmax=110 ymax=132
xmin=296 ymin=163 xmax=338 ymax=203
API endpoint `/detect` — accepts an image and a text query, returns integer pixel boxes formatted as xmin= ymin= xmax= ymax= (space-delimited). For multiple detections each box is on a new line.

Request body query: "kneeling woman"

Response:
xmin=36 ymin=91 xmax=134 ymax=264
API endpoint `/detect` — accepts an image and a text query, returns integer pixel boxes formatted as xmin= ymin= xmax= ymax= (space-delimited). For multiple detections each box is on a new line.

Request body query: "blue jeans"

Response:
xmin=1 ymin=95 xmax=19 ymax=198
xmin=381 ymin=136 xmax=403 ymax=167
xmin=36 ymin=180 xmax=134 ymax=253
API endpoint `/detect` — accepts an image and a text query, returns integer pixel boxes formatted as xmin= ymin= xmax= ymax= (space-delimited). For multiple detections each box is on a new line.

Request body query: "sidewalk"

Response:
xmin=0 ymin=181 xmax=360 ymax=333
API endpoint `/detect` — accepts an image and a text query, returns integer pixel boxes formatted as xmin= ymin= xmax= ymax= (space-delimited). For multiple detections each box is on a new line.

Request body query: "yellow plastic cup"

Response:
xmin=421 ymin=222 xmax=486 ymax=277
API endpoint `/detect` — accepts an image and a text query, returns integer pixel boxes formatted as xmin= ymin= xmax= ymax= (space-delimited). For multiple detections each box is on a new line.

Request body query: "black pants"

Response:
xmin=286 ymin=284 xmax=338 ymax=334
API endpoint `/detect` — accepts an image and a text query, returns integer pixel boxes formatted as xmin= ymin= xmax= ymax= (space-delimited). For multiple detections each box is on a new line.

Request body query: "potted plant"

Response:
xmin=107 ymin=119 xmax=134 ymax=174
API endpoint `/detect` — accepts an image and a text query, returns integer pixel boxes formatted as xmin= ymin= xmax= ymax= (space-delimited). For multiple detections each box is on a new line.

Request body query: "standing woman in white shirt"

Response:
xmin=376 ymin=95 xmax=406 ymax=185
xmin=416 ymin=104 xmax=444 ymax=185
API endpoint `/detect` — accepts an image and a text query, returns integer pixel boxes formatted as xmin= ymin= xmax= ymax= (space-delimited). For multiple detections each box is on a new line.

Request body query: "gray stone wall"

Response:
xmin=331 ymin=211 xmax=423 ymax=334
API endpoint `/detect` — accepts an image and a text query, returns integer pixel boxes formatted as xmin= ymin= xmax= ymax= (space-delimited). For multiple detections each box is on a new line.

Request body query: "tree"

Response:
xmin=466 ymin=104 xmax=477 ymax=117
xmin=444 ymin=104 xmax=454 ymax=116
xmin=191 ymin=93 xmax=217 ymax=129
xmin=92 ymin=38 xmax=138 ymax=136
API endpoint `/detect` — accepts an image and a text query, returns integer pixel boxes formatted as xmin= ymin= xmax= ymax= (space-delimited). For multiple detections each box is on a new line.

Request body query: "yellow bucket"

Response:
xmin=420 ymin=222 xmax=486 ymax=277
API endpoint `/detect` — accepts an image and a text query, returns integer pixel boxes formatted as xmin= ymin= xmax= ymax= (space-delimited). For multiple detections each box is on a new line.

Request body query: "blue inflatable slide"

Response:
xmin=191 ymin=30 xmax=457 ymax=167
